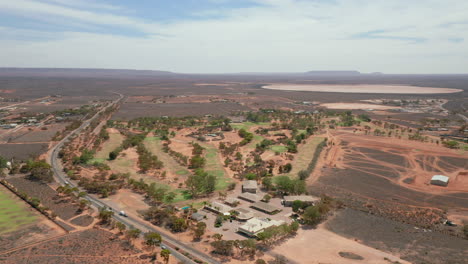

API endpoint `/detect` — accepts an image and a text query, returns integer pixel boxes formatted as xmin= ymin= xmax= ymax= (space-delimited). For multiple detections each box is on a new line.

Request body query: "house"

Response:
xmin=224 ymin=197 xmax=240 ymax=207
xmin=238 ymin=193 xmax=260 ymax=203
xmin=242 ymin=180 xmax=258 ymax=193
xmin=431 ymin=175 xmax=450 ymax=187
xmin=204 ymin=201 xmax=233 ymax=215
xmin=191 ymin=212 xmax=206 ymax=222
xmin=250 ymin=202 xmax=281 ymax=215
xmin=237 ymin=218 xmax=284 ymax=237
xmin=282 ymin=195 xmax=321 ymax=207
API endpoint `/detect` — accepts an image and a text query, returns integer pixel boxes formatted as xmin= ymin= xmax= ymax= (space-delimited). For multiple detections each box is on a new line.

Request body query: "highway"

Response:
xmin=47 ymin=93 xmax=220 ymax=264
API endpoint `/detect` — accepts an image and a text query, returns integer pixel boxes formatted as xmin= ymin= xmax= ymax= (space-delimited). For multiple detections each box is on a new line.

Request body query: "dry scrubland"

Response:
xmin=263 ymin=84 xmax=463 ymax=94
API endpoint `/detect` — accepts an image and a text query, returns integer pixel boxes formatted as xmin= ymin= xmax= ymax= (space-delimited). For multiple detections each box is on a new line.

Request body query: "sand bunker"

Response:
xmin=263 ymin=84 xmax=462 ymax=94
xmin=320 ymin=103 xmax=400 ymax=110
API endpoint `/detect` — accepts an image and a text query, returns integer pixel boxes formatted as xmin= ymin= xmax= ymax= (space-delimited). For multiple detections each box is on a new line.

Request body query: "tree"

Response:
xmin=292 ymin=200 xmax=304 ymax=212
xmin=126 ymin=228 xmax=142 ymax=241
xmin=98 ymin=207 xmax=114 ymax=224
xmin=212 ymin=233 xmax=223 ymax=241
xmin=28 ymin=160 xmax=53 ymax=183
xmin=189 ymin=155 xmax=206 ymax=169
xmin=256 ymin=259 xmax=267 ymax=264
xmin=109 ymin=151 xmax=118 ymax=160
xmin=170 ymin=217 xmax=188 ymax=232
xmin=116 ymin=222 xmax=126 ymax=234
xmin=262 ymin=194 xmax=271 ymax=203
xmin=193 ymin=222 xmax=207 ymax=240
xmin=144 ymin=232 xmax=162 ymax=251
xmin=185 ymin=169 xmax=217 ymax=198
xmin=303 ymin=206 xmax=321 ymax=226
xmin=0 ymin=156 xmax=7 ymax=169
xmin=160 ymin=249 xmax=171 ymax=264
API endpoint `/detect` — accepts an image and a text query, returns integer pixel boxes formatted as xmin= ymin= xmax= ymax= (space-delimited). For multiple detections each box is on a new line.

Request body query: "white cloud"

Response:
xmin=0 ymin=0 xmax=467 ymax=73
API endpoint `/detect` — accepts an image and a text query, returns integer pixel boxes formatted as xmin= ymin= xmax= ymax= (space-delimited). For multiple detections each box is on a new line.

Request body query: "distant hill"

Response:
xmin=305 ymin=71 xmax=361 ymax=75
xmin=0 ymin=68 xmax=176 ymax=78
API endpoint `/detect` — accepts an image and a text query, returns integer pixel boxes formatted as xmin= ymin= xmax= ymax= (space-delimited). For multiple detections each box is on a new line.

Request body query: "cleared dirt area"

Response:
xmin=0 ymin=143 xmax=48 ymax=160
xmin=263 ymin=84 xmax=463 ymax=94
xmin=326 ymin=208 xmax=468 ymax=264
xmin=270 ymin=224 xmax=408 ymax=264
xmin=320 ymin=103 xmax=400 ymax=110
xmin=0 ymin=229 xmax=149 ymax=264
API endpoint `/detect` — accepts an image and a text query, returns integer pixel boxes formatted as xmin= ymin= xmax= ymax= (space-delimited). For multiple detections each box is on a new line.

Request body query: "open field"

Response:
xmin=0 ymin=184 xmax=38 ymax=235
xmin=320 ymin=103 xmax=401 ymax=110
xmin=0 ymin=184 xmax=65 ymax=252
xmin=0 ymin=229 xmax=150 ymax=264
xmin=263 ymin=84 xmax=463 ymax=94
xmin=0 ymin=143 xmax=48 ymax=160
xmin=199 ymin=141 xmax=233 ymax=190
xmin=270 ymin=224 xmax=409 ymax=264
xmin=92 ymin=128 xmax=124 ymax=162
xmin=326 ymin=208 xmax=468 ymax=264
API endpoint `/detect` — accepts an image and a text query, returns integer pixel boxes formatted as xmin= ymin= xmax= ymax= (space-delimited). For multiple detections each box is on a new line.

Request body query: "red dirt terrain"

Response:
xmin=310 ymin=129 xmax=468 ymax=228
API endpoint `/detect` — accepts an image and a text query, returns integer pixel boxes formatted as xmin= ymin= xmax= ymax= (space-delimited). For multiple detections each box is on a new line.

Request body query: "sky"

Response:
xmin=0 ymin=0 xmax=467 ymax=74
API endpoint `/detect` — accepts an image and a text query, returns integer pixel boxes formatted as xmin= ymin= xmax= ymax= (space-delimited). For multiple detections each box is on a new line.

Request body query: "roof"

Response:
xmin=225 ymin=197 xmax=240 ymax=205
xmin=242 ymin=180 xmax=258 ymax=189
xmin=205 ymin=201 xmax=233 ymax=214
xmin=283 ymin=195 xmax=321 ymax=203
xmin=431 ymin=175 xmax=450 ymax=182
xmin=191 ymin=212 xmax=206 ymax=221
xmin=235 ymin=208 xmax=254 ymax=220
xmin=238 ymin=218 xmax=284 ymax=233
xmin=251 ymin=202 xmax=281 ymax=213
xmin=238 ymin=193 xmax=260 ymax=202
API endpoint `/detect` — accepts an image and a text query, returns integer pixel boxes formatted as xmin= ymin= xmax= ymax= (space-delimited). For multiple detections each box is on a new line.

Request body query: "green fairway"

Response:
xmin=0 ymin=186 xmax=38 ymax=235
xmin=270 ymin=145 xmax=288 ymax=153
xmin=90 ymin=130 xmax=124 ymax=163
xmin=288 ymin=136 xmax=326 ymax=177
xmin=231 ymin=121 xmax=270 ymax=130
xmin=198 ymin=142 xmax=232 ymax=190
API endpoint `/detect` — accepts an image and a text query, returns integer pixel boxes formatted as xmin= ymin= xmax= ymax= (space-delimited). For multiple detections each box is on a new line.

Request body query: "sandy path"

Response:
xmin=263 ymin=84 xmax=462 ymax=94
xmin=270 ymin=224 xmax=409 ymax=264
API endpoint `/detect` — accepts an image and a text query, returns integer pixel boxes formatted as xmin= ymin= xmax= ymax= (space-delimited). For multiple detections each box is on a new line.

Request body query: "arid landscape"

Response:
xmin=0 ymin=69 xmax=467 ymax=264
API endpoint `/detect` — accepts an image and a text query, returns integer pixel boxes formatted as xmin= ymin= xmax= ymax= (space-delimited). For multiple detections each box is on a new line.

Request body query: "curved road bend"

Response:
xmin=48 ymin=93 xmax=221 ymax=264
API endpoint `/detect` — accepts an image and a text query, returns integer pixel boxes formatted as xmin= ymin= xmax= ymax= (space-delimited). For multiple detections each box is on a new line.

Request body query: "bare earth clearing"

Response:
xmin=320 ymin=103 xmax=400 ymax=110
xmin=270 ymin=224 xmax=409 ymax=264
xmin=263 ymin=84 xmax=463 ymax=94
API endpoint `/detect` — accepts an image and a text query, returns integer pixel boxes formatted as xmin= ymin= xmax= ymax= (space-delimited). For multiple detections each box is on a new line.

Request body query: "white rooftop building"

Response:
xmin=237 ymin=218 xmax=284 ymax=237
xmin=431 ymin=175 xmax=450 ymax=187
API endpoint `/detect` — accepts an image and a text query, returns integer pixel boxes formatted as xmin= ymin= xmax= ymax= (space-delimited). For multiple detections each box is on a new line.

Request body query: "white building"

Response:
xmin=431 ymin=175 xmax=450 ymax=187
xmin=237 ymin=218 xmax=284 ymax=237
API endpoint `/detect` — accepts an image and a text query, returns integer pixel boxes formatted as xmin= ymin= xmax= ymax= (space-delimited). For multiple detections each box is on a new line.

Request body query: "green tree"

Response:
xmin=303 ymin=206 xmax=321 ymax=226
xmin=144 ymin=232 xmax=162 ymax=251
xmin=98 ymin=207 xmax=114 ymax=224
xmin=116 ymin=222 xmax=126 ymax=234
xmin=189 ymin=155 xmax=206 ymax=169
xmin=28 ymin=160 xmax=53 ymax=183
xmin=126 ymin=228 xmax=142 ymax=241
xmin=193 ymin=222 xmax=207 ymax=240
xmin=160 ymin=249 xmax=171 ymax=264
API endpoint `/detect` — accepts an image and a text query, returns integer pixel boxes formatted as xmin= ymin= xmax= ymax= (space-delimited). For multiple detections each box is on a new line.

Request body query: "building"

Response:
xmin=283 ymin=195 xmax=321 ymax=207
xmin=250 ymin=202 xmax=281 ymax=215
xmin=191 ymin=212 xmax=206 ymax=222
xmin=224 ymin=197 xmax=240 ymax=207
xmin=238 ymin=193 xmax=260 ymax=203
xmin=237 ymin=218 xmax=284 ymax=237
xmin=242 ymin=180 xmax=258 ymax=193
xmin=234 ymin=208 xmax=254 ymax=221
xmin=204 ymin=201 xmax=233 ymax=215
xmin=431 ymin=175 xmax=450 ymax=187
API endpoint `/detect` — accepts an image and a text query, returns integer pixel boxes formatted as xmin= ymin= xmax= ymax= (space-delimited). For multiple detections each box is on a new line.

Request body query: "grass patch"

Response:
xmin=0 ymin=185 xmax=38 ymax=235
xmin=288 ymin=136 xmax=326 ymax=177
xmin=94 ymin=130 xmax=124 ymax=160
xmin=270 ymin=145 xmax=288 ymax=153
xmin=198 ymin=142 xmax=232 ymax=190
xmin=231 ymin=122 xmax=270 ymax=130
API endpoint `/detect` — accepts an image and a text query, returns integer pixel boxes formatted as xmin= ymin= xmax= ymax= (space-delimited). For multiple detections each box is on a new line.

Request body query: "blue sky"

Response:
xmin=0 ymin=0 xmax=467 ymax=73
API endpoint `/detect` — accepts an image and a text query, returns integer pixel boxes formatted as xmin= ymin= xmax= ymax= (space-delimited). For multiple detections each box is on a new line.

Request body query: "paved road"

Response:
xmin=48 ymin=93 xmax=220 ymax=264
